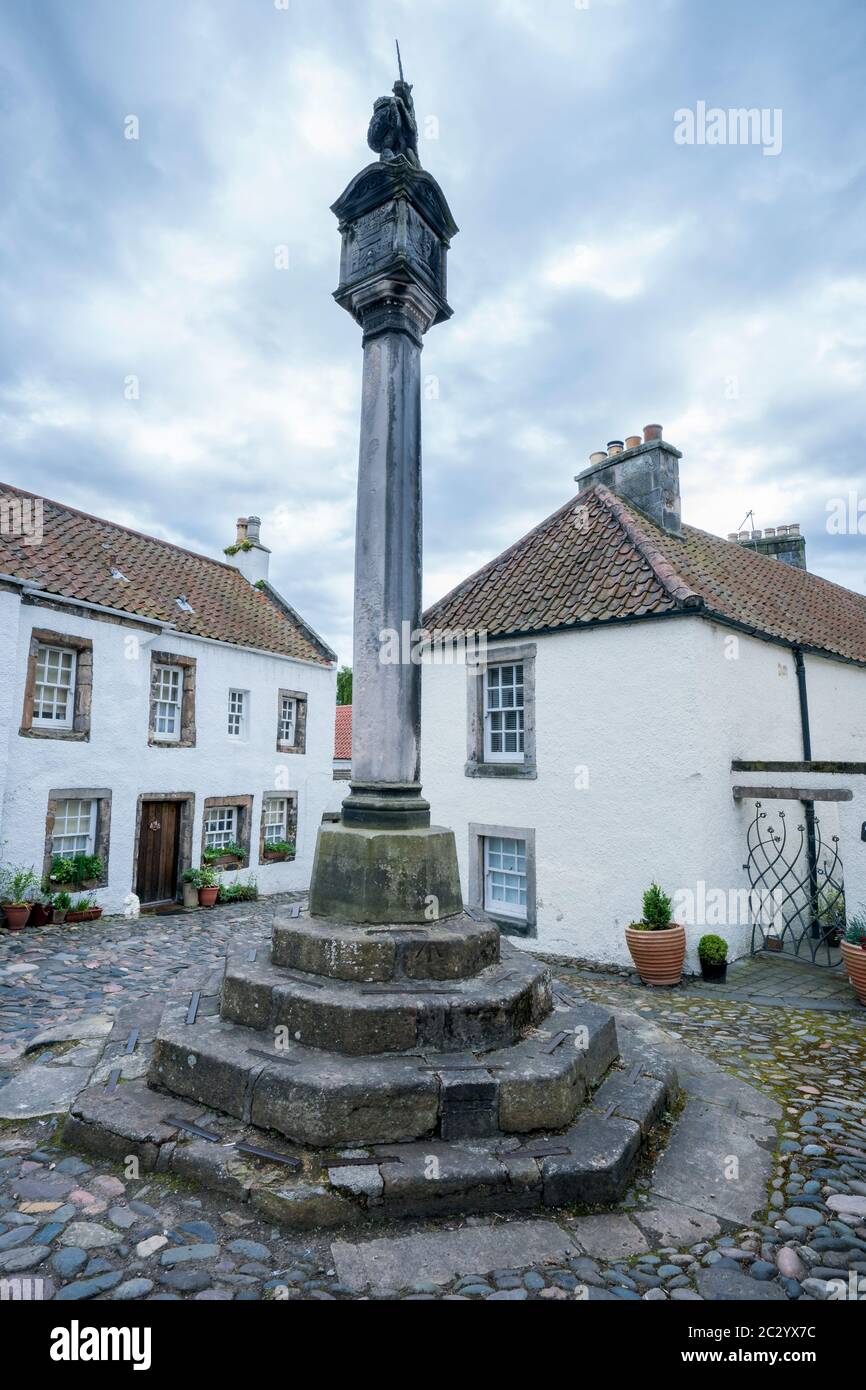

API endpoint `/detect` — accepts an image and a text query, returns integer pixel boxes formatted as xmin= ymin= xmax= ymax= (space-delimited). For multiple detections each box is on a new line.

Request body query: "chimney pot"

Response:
xmin=643 ymin=423 xmax=663 ymax=443
xmin=788 ymin=523 xmax=800 ymax=536
xmin=727 ymin=532 xmax=739 ymax=541
xmin=738 ymin=531 xmax=750 ymax=541
xmin=625 ymin=435 xmax=642 ymax=450
xmin=607 ymin=440 xmax=624 ymax=456
xmin=589 ymin=451 xmax=607 ymax=465
xmin=246 ymin=515 xmax=262 ymax=544
xmin=236 ymin=517 xmax=249 ymax=544
xmin=764 ymin=527 xmax=776 ymax=537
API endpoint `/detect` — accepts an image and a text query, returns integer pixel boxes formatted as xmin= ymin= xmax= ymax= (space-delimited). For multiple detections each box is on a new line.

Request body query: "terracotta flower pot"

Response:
xmin=198 ymin=886 xmax=219 ymax=908
xmin=2 ymin=904 xmax=30 ymax=932
xmin=625 ymin=923 xmax=686 ymax=986
xmin=841 ymin=941 xmax=866 ymax=1006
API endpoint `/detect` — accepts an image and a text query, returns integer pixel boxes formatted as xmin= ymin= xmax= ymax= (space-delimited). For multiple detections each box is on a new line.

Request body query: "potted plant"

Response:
xmin=217 ymin=874 xmax=258 ymax=904
xmin=182 ymin=868 xmax=202 ymax=909
xmin=27 ymin=880 xmax=55 ymax=928
xmin=66 ymin=895 xmax=102 ymax=924
xmin=197 ymin=866 xmax=220 ymax=908
xmin=698 ymin=933 xmax=729 ymax=982
xmin=262 ymin=839 xmax=295 ymax=863
xmin=841 ymin=912 xmax=866 ymax=1006
xmin=202 ymin=842 xmax=245 ymax=871
xmin=51 ymin=890 xmax=73 ymax=924
xmin=1 ymin=866 xmax=39 ymax=932
xmin=625 ymin=882 xmax=686 ymax=986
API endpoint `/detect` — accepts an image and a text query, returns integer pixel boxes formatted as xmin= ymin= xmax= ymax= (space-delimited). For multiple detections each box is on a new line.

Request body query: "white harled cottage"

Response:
xmin=0 ymin=486 xmax=336 ymax=914
xmin=421 ymin=427 xmax=866 ymax=969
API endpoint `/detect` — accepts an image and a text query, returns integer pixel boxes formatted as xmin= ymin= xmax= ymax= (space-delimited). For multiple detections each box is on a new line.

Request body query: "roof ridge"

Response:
xmin=0 ymin=480 xmax=240 ymax=575
xmin=592 ymin=484 xmax=704 ymax=609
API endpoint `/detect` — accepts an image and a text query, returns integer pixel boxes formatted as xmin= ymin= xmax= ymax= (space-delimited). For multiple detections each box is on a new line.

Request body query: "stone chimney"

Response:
xmin=228 ymin=514 xmax=271 ymax=586
xmin=727 ymin=524 xmax=807 ymax=571
xmin=575 ymin=424 xmax=682 ymax=535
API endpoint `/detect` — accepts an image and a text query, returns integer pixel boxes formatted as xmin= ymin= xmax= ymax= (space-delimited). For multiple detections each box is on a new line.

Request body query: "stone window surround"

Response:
xmin=201 ymin=794 xmax=253 ymax=868
xmin=276 ymin=688 xmax=307 ymax=754
xmin=468 ymin=821 xmax=537 ymax=938
xmin=130 ymin=792 xmax=195 ymax=899
xmin=258 ymin=790 xmax=299 ymax=865
xmin=465 ymin=642 xmax=537 ymax=779
xmin=20 ymin=628 xmax=93 ymax=742
xmin=149 ymin=651 xmax=197 ymax=748
xmin=43 ymin=788 xmax=112 ymax=888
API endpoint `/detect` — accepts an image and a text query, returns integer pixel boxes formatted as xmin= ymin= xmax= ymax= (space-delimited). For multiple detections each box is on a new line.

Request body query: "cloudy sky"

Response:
xmin=2 ymin=0 xmax=865 ymax=664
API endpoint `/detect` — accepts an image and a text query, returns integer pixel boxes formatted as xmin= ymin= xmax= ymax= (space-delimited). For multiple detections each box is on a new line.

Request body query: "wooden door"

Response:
xmin=136 ymin=801 xmax=181 ymax=904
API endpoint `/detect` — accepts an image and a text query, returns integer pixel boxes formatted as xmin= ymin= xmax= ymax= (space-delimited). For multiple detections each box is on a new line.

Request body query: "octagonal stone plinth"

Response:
xmin=308 ymin=823 xmax=463 ymax=925
xmin=271 ymin=910 xmax=499 ymax=983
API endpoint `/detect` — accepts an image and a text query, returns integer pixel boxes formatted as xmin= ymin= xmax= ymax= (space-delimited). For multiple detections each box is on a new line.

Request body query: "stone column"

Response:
xmin=345 ymin=279 xmax=438 ymax=830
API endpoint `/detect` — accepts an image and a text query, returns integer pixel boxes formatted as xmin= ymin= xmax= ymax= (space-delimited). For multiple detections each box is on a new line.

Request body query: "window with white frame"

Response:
xmin=263 ymin=798 xmax=287 ymax=844
xmin=33 ymin=645 xmax=76 ymax=729
xmin=484 ymin=663 xmax=524 ymax=761
xmin=153 ymin=665 xmax=183 ymax=741
xmin=228 ymin=689 xmax=246 ymax=738
xmin=279 ymin=695 xmax=296 ymax=745
xmin=483 ymin=836 xmax=527 ymax=919
xmin=204 ymin=805 xmax=237 ymax=850
xmin=53 ymin=798 xmax=96 ymax=855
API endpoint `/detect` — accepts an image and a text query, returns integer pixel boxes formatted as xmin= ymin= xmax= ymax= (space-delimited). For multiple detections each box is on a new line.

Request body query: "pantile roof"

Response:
xmin=0 ymin=484 xmax=335 ymax=665
xmin=423 ymin=484 xmax=866 ymax=667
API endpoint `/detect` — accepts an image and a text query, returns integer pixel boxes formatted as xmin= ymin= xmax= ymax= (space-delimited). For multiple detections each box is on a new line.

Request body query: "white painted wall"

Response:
xmin=422 ymin=616 xmax=866 ymax=970
xmin=0 ymin=598 xmax=335 ymax=913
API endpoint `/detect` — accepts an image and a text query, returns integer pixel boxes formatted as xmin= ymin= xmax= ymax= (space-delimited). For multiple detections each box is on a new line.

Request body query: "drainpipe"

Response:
xmin=794 ymin=648 xmax=820 ymax=936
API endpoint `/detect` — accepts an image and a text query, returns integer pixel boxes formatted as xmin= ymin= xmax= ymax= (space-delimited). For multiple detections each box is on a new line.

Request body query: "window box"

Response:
xmin=43 ymin=792 xmax=112 ymax=889
xmin=465 ymin=644 xmax=537 ymax=779
xmin=201 ymin=797 xmax=252 ymax=870
xmin=259 ymin=794 xmax=298 ymax=865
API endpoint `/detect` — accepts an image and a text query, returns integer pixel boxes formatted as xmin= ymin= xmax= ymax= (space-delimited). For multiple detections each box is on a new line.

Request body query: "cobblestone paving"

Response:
xmin=1 ymin=911 xmax=864 ymax=1301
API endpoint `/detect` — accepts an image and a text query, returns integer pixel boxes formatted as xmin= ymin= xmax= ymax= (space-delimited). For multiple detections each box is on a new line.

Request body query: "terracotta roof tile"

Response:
xmin=0 ymin=484 xmax=334 ymax=665
xmin=334 ymin=704 xmax=352 ymax=759
xmin=424 ymin=484 xmax=866 ymax=667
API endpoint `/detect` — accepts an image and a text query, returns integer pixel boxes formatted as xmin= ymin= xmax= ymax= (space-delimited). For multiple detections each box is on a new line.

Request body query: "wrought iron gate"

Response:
xmin=746 ymin=800 xmax=845 ymax=966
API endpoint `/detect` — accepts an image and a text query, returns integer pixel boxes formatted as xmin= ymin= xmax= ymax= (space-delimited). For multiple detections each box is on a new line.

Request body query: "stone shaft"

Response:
xmin=351 ymin=312 xmax=423 ymax=792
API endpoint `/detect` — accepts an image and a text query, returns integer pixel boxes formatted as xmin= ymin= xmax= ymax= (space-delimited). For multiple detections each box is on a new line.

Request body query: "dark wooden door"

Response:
xmin=136 ymin=801 xmax=181 ymax=905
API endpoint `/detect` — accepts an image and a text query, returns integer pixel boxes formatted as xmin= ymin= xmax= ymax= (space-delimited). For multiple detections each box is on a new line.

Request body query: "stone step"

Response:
xmin=271 ymin=909 xmax=499 ymax=983
xmin=220 ymin=942 xmax=552 ymax=1056
xmin=64 ymin=1050 xmax=675 ymax=1228
xmin=146 ymin=994 xmax=621 ymax=1148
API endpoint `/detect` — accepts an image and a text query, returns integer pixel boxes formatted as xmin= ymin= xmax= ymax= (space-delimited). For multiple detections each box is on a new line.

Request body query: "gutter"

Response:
xmin=7 ymin=581 xmax=334 ymax=670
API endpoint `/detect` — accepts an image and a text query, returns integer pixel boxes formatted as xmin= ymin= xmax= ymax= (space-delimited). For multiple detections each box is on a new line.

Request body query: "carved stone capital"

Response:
xmin=349 ymin=277 xmax=439 ymax=347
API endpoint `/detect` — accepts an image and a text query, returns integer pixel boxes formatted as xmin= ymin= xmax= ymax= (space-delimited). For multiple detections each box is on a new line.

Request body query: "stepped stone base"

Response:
xmin=61 ymin=903 xmax=678 ymax=1226
xmin=64 ymin=1049 xmax=676 ymax=1227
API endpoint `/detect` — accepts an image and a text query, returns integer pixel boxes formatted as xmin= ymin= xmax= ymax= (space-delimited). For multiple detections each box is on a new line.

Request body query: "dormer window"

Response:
xmin=176 ymin=596 xmax=194 ymax=614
